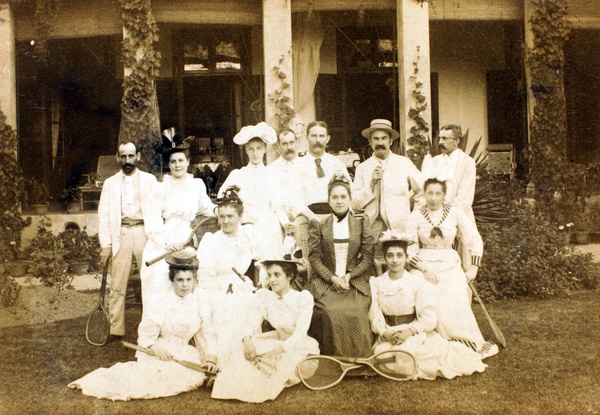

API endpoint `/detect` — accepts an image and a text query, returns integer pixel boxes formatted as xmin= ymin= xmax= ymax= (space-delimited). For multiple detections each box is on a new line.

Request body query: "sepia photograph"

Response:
xmin=0 ymin=0 xmax=599 ymax=414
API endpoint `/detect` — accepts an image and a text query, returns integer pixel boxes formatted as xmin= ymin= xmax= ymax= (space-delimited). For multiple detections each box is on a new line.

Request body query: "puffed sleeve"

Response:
xmin=405 ymin=210 xmax=422 ymax=267
xmin=369 ymin=277 xmax=388 ymax=336
xmin=137 ymin=313 xmax=161 ymax=349
xmin=452 ymin=156 xmax=476 ymax=215
xmin=196 ymin=232 xmax=218 ymax=281
xmin=407 ymin=161 xmax=425 ymax=211
xmin=348 ymin=217 xmax=375 ymax=279
xmin=195 ymin=178 xmax=216 ymax=217
xmin=145 ymin=182 xmax=166 ymax=246
xmin=307 ymin=219 xmax=335 ymax=282
xmin=280 ymin=290 xmax=314 ymax=352
xmin=409 ymin=275 xmax=437 ymax=334
xmin=217 ymin=169 xmax=240 ymax=197
xmin=194 ymin=290 xmax=218 ymax=360
xmin=455 ymin=208 xmax=483 ymax=266
xmin=240 ymin=289 xmax=269 ymax=339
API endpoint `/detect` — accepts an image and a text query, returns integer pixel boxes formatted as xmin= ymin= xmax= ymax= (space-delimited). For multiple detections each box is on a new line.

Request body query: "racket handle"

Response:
xmin=145 ymin=252 xmax=170 ymax=267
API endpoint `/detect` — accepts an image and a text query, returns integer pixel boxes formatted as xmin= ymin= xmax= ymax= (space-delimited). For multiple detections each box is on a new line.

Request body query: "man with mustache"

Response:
xmin=352 ymin=119 xmax=423 ymax=239
xmin=296 ymin=121 xmax=350 ymax=216
xmin=421 ymin=124 xmax=476 ymax=222
xmin=268 ymin=129 xmax=316 ymax=235
xmin=98 ymin=141 xmax=157 ymax=341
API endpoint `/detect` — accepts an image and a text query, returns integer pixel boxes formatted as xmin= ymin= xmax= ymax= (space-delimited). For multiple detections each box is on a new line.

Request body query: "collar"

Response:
xmin=447 ymin=149 xmax=460 ymax=160
xmin=306 ymin=152 xmax=326 ymax=161
xmin=333 ymin=210 xmax=350 ymax=223
xmin=119 ymin=168 xmax=139 ymax=180
xmin=246 ymin=162 xmax=265 ymax=170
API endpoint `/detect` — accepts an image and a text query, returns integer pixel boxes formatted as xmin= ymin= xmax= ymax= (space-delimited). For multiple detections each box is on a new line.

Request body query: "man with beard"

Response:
xmin=98 ymin=141 xmax=157 ymax=341
xmin=268 ymin=129 xmax=317 ymax=235
xmin=421 ymin=124 xmax=476 ymax=222
xmin=296 ymin=121 xmax=350 ymax=216
xmin=352 ymin=119 xmax=423 ymax=238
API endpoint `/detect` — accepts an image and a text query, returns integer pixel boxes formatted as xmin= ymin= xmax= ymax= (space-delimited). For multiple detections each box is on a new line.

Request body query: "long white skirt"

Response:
xmin=374 ymin=331 xmax=486 ymax=380
xmin=68 ymin=340 xmax=206 ymax=401
xmin=211 ymin=331 xmax=319 ymax=403
xmin=418 ymin=249 xmax=486 ymax=349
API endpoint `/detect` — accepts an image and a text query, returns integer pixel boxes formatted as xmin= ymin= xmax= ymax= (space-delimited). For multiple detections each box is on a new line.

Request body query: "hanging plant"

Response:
xmin=406 ymin=46 xmax=430 ymax=170
xmin=267 ymin=51 xmax=296 ymax=132
xmin=118 ymin=0 xmax=162 ymax=176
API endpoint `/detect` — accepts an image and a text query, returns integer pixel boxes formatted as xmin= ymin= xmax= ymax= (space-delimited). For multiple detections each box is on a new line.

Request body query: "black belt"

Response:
xmin=121 ymin=218 xmax=144 ymax=227
xmin=384 ymin=313 xmax=416 ymax=326
xmin=308 ymin=203 xmax=332 ymax=215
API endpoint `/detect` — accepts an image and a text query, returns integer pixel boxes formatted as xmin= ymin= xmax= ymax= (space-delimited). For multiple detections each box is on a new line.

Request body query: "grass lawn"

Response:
xmin=1 ymin=290 xmax=599 ymax=415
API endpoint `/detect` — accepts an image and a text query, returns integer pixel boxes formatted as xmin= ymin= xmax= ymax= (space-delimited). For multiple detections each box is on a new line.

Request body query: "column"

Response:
xmin=263 ymin=0 xmax=293 ymax=163
xmin=0 ymin=3 xmax=17 ymax=132
xmin=396 ymin=0 xmax=431 ymax=156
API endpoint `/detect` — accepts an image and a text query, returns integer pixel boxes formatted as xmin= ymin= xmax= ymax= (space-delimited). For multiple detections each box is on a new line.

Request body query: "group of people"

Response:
xmin=68 ymin=118 xmax=497 ymax=403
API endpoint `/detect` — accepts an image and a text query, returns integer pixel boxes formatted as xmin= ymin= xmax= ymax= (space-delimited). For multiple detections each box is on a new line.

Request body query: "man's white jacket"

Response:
xmin=98 ymin=170 xmax=158 ymax=257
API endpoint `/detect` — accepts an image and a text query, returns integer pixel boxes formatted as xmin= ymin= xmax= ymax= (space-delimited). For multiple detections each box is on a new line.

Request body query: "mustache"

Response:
xmin=374 ymin=145 xmax=387 ymax=150
xmin=285 ymin=149 xmax=295 ymax=154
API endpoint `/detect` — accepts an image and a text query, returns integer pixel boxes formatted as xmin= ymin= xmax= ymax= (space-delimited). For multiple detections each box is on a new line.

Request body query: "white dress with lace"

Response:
xmin=405 ymin=203 xmax=487 ymax=349
xmin=212 ymin=288 xmax=319 ymax=403
xmin=370 ymin=271 xmax=486 ymax=380
xmin=68 ymin=289 xmax=217 ymax=401
xmin=141 ymin=174 xmax=215 ymax=314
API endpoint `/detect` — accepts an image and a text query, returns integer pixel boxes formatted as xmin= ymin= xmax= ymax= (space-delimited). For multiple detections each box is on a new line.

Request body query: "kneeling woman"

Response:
xmin=212 ymin=257 xmax=319 ymax=403
xmin=369 ymin=233 xmax=486 ymax=380
xmin=306 ymin=174 xmax=375 ymax=357
xmin=69 ymin=252 xmax=217 ymax=400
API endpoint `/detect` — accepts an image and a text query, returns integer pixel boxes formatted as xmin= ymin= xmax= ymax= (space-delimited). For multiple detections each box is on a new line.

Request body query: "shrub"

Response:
xmin=477 ymin=196 xmax=597 ymax=301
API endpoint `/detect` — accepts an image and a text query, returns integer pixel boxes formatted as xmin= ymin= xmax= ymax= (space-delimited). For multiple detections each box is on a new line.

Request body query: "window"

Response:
xmin=337 ymin=26 xmax=397 ymax=72
xmin=176 ymin=27 xmax=250 ymax=75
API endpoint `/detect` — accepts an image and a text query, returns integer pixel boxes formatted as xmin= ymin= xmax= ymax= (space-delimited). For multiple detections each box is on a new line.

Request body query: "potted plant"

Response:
xmin=57 ymin=227 xmax=100 ymax=274
xmin=26 ymin=178 xmax=50 ymax=214
xmin=61 ymin=185 xmax=81 ymax=213
xmin=25 ymin=221 xmax=73 ymax=294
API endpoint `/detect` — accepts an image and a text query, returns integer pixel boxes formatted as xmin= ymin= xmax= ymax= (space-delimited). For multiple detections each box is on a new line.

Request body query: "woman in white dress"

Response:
xmin=196 ymin=187 xmax=261 ymax=366
xmin=141 ymin=138 xmax=215 ymax=315
xmin=212 ymin=257 xmax=319 ymax=403
xmin=69 ymin=252 xmax=218 ymax=400
xmin=405 ymin=178 xmax=498 ymax=358
xmin=218 ymin=122 xmax=283 ymax=258
xmin=369 ymin=232 xmax=487 ymax=380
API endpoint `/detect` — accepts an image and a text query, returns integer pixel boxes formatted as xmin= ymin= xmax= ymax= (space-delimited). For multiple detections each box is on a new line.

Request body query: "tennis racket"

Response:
xmin=469 ymin=281 xmax=507 ymax=348
xmin=122 ymin=341 xmax=217 ymax=374
xmin=145 ymin=217 xmax=215 ymax=267
xmin=298 ymin=350 xmax=418 ymax=390
xmin=85 ymin=257 xmax=111 ymax=346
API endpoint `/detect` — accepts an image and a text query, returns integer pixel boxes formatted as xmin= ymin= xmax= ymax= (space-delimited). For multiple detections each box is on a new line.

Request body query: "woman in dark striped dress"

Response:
xmin=305 ymin=174 xmax=375 ymax=357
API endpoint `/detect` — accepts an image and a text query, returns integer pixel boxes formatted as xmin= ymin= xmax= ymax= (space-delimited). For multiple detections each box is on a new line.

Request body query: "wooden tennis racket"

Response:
xmin=122 ymin=341 xmax=217 ymax=374
xmin=85 ymin=257 xmax=111 ymax=346
xmin=298 ymin=350 xmax=418 ymax=390
xmin=145 ymin=217 xmax=215 ymax=267
xmin=469 ymin=281 xmax=507 ymax=348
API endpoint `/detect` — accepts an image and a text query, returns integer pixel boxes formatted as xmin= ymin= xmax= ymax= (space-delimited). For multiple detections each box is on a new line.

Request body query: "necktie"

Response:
xmin=124 ymin=176 xmax=134 ymax=205
xmin=315 ymin=158 xmax=325 ymax=178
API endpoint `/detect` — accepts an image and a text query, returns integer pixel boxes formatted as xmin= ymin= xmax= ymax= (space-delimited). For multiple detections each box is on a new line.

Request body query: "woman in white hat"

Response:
xmin=369 ymin=231 xmax=486 ymax=380
xmin=218 ymin=122 xmax=284 ymax=257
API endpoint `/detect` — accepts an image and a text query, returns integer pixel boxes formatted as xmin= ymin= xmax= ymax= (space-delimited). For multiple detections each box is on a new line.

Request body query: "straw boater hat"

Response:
xmin=378 ymin=230 xmax=415 ymax=250
xmin=233 ymin=122 xmax=278 ymax=145
xmin=361 ymin=119 xmax=400 ymax=141
xmin=165 ymin=250 xmax=199 ymax=270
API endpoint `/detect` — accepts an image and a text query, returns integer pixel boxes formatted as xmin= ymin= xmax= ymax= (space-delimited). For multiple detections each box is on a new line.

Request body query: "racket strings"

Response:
xmin=86 ymin=308 xmax=110 ymax=346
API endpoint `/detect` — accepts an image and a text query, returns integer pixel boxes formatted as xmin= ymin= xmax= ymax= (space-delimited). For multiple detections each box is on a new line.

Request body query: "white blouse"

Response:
xmin=332 ymin=214 xmax=350 ymax=278
xmin=369 ymin=270 xmax=437 ymax=336
xmin=243 ymin=288 xmax=315 ymax=352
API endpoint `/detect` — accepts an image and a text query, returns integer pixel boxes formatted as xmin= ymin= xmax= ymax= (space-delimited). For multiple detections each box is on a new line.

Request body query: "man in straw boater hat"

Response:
xmin=351 ymin=119 xmax=424 ymax=239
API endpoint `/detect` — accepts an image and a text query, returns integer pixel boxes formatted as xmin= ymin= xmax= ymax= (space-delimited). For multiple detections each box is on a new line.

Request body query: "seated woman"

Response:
xmin=405 ymin=178 xmax=498 ymax=358
xmin=68 ymin=252 xmax=217 ymax=400
xmin=370 ymin=232 xmax=487 ymax=380
xmin=305 ymin=173 xmax=375 ymax=358
xmin=218 ymin=122 xmax=283 ymax=258
xmin=196 ymin=186 xmax=262 ymax=365
xmin=212 ymin=257 xmax=319 ymax=403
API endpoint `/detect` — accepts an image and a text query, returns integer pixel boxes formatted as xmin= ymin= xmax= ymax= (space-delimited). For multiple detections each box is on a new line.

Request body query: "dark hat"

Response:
xmin=361 ymin=119 xmax=400 ymax=140
xmin=216 ymin=185 xmax=243 ymax=206
xmin=165 ymin=251 xmax=199 ymax=269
